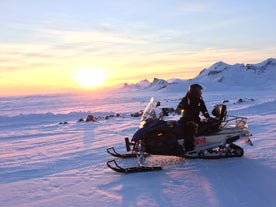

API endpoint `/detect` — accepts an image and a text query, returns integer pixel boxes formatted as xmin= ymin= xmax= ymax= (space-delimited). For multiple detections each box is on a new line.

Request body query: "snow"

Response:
xmin=1 ymin=58 xmax=276 ymax=207
xmin=122 ymin=78 xmax=170 ymax=91
xmin=192 ymin=58 xmax=276 ymax=90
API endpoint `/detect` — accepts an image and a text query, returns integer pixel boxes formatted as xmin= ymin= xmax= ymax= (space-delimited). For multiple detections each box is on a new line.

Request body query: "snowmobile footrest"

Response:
xmin=106 ymin=147 xmax=137 ymax=158
xmin=107 ymin=159 xmax=162 ymax=173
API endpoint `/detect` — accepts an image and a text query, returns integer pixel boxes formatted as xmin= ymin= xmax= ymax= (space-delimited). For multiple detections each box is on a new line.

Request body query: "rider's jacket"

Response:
xmin=177 ymin=92 xmax=210 ymax=124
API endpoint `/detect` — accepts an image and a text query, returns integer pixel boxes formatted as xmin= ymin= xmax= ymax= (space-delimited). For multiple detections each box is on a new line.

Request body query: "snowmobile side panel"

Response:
xmin=131 ymin=120 xmax=169 ymax=142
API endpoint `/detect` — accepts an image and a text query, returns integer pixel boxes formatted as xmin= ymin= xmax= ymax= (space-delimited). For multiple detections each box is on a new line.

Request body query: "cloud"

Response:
xmin=1 ymin=0 xmax=276 ymax=88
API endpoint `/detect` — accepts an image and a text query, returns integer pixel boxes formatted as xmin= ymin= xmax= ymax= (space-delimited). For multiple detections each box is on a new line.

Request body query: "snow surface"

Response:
xmin=1 ymin=58 xmax=276 ymax=207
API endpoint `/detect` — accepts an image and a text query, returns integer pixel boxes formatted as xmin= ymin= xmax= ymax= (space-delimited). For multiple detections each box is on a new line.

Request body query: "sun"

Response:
xmin=75 ymin=68 xmax=106 ymax=88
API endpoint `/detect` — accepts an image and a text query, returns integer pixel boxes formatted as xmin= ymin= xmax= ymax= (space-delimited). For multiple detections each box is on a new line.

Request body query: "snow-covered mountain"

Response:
xmin=192 ymin=58 xmax=276 ymax=90
xmin=121 ymin=58 xmax=276 ymax=92
xmin=122 ymin=78 xmax=170 ymax=90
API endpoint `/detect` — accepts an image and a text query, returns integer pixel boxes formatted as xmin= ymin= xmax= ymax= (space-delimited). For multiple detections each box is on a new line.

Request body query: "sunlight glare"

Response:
xmin=75 ymin=68 xmax=106 ymax=88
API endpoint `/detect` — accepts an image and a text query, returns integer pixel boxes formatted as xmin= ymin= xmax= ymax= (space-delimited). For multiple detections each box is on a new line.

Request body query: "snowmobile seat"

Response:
xmin=198 ymin=117 xmax=221 ymax=135
xmin=197 ymin=105 xmax=227 ymax=135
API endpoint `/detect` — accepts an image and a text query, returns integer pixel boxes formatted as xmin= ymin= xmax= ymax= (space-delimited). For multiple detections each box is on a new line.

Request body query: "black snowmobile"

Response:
xmin=107 ymin=97 xmax=253 ymax=173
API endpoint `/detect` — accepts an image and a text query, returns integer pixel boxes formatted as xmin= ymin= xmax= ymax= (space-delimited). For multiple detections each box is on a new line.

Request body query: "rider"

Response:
xmin=176 ymin=84 xmax=210 ymax=151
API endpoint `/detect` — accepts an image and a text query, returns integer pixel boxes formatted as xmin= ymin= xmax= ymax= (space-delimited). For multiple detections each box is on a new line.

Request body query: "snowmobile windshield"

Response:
xmin=139 ymin=97 xmax=158 ymax=128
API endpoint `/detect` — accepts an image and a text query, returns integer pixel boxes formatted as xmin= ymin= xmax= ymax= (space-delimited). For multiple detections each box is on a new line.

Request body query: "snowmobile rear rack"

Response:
xmin=222 ymin=115 xmax=248 ymax=128
xmin=107 ymin=159 xmax=162 ymax=173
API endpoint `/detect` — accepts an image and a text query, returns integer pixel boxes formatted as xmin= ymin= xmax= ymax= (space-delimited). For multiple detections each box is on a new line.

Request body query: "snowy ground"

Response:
xmin=0 ymin=88 xmax=276 ymax=207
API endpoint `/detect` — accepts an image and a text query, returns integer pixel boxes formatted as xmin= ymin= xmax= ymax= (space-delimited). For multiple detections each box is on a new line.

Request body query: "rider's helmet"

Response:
xmin=188 ymin=84 xmax=203 ymax=98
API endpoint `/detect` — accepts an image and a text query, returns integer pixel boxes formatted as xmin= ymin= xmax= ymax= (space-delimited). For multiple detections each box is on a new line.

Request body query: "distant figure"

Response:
xmin=176 ymin=84 xmax=210 ymax=151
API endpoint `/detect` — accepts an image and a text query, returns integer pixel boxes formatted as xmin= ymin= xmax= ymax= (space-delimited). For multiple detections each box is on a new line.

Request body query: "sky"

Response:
xmin=0 ymin=0 xmax=276 ymax=96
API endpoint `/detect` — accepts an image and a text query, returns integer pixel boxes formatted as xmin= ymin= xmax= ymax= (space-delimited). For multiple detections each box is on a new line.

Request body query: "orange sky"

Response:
xmin=1 ymin=1 xmax=275 ymax=96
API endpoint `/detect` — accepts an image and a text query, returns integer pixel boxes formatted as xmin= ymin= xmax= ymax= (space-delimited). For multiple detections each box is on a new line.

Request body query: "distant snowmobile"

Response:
xmin=107 ymin=97 xmax=253 ymax=173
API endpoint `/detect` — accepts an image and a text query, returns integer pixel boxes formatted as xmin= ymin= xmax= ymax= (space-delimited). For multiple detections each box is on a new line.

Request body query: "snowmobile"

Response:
xmin=107 ymin=97 xmax=253 ymax=173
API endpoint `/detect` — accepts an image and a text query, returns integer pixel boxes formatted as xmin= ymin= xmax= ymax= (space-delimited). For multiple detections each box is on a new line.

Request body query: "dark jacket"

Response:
xmin=177 ymin=92 xmax=210 ymax=124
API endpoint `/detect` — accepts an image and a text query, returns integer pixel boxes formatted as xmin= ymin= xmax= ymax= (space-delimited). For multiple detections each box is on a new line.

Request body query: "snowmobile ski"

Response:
xmin=107 ymin=159 xmax=162 ymax=173
xmin=106 ymin=147 xmax=137 ymax=158
xmin=106 ymin=144 xmax=244 ymax=173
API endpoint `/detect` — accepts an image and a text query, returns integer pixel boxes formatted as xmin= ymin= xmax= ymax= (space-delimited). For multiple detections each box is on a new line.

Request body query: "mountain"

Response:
xmin=192 ymin=58 xmax=276 ymax=90
xmin=121 ymin=58 xmax=276 ymax=92
xmin=122 ymin=78 xmax=170 ymax=90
